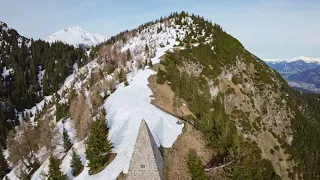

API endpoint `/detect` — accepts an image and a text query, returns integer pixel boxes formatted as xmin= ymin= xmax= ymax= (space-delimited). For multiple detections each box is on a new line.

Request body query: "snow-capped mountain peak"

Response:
xmin=264 ymin=56 xmax=320 ymax=63
xmin=64 ymin=25 xmax=82 ymax=31
xmin=44 ymin=26 xmax=106 ymax=46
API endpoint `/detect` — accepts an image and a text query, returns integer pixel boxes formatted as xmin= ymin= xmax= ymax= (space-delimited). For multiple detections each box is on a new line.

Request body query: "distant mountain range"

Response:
xmin=44 ymin=26 xmax=106 ymax=46
xmin=264 ymin=57 xmax=320 ymax=93
xmin=265 ymin=56 xmax=320 ymax=63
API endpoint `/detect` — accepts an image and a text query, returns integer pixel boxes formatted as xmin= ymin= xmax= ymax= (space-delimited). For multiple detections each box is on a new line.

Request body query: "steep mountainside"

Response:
xmin=3 ymin=14 xmax=189 ymax=180
xmin=1 ymin=12 xmax=320 ymax=180
xmin=0 ymin=21 xmax=87 ymax=148
xmin=153 ymin=13 xmax=320 ymax=179
xmin=44 ymin=26 xmax=106 ymax=47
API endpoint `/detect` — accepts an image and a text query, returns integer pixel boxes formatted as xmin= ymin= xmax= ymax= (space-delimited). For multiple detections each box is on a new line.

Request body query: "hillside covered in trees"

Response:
xmin=0 ymin=21 xmax=87 ymax=148
xmin=155 ymin=12 xmax=320 ymax=179
xmin=1 ymin=12 xmax=320 ymax=180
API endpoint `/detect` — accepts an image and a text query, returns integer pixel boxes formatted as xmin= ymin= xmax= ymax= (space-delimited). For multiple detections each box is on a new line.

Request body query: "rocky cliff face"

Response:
xmin=214 ymin=57 xmax=295 ymax=178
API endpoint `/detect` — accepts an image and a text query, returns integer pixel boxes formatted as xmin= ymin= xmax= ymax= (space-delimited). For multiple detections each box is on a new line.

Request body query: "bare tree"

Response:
xmin=69 ymin=93 xmax=92 ymax=140
xmin=7 ymin=121 xmax=41 ymax=179
xmin=90 ymin=91 xmax=103 ymax=109
xmin=107 ymin=78 xmax=116 ymax=93
xmin=7 ymin=122 xmax=39 ymax=166
xmin=118 ymin=53 xmax=126 ymax=68
xmin=38 ymin=115 xmax=59 ymax=152
xmin=103 ymin=60 xmax=115 ymax=75
xmin=135 ymin=59 xmax=142 ymax=71
xmin=100 ymin=44 xmax=112 ymax=61
xmin=113 ymin=69 xmax=120 ymax=82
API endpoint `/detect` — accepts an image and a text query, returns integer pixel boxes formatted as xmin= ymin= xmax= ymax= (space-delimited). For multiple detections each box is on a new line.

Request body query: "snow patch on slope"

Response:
xmin=37 ymin=69 xmax=45 ymax=87
xmin=102 ymin=69 xmax=183 ymax=178
xmin=44 ymin=26 xmax=106 ymax=46
xmin=121 ymin=17 xmax=191 ymax=65
xmin=1 ymin=67 xmax=14 ymax=78
xmin=7 ymin=17 xmax=191 ymax=180
xmin=55 ymin=69 xmax=183 ymax=180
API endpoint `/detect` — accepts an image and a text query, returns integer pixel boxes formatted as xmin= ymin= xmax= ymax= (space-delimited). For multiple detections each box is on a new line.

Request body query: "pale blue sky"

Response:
xmin=1 ymin=0 xmax=319 ymax=58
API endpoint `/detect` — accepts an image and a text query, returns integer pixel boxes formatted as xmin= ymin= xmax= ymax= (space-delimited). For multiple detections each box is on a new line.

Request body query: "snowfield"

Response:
xmin=103 ymin=69 xmax=183 ymax=177
xmin=58 ymin=69 xmax=183 ymax=180
xmin=13 ymin=64 xmax=183 ymax=180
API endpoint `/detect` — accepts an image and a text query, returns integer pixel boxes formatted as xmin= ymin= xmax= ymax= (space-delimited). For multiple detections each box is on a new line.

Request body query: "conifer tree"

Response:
xmin=70 ymin=148 xmax=83 ymax=176
xmin=126 ymin=49 xmax=131 ymax=61
xmin=48 ymin=154 xmax=66 ymax=180
xmin=187 ymin=150 xmax=207 ymax=180
xmin=119 ymin=68 xmax=125 ymax=83
xmin=85 ymin=113 xmax=113 ymax=171
xmin=56 ymin=102 xmax=63 ymax=122
xmin=24 ymin=112 xmax=30 ymax=122
xmin=124 ymin=80 xmax=129 ymax=86
xmin=0 ymin=146 xmax=9 ymax=178
xmin=63 ymin=128 xmax=72 ymax=153
xmin=148 ymin=59 xmax=153 ymax=67
xmin=156 ymin=68 xmax=166 ymax=84
xmin=119 ymin=68 xmax=128 ymax=85
xmin=157 ymin=26 xmax=163 ymax=34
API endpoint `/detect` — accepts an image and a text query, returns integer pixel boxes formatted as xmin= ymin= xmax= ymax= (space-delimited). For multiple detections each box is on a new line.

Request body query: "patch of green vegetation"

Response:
xmin=156 ymin=67 xmax=166 ymax=84
xmin=232 ymin=73 xmax=242 ymax=85
xmin=252 ymin=121 xmax=261 ymax=132
xmin=181 ymin=114 xmax=196 ymax=121
xmin=232 ymin=141 xmax=281 ymax=180
xmin=270 ymin=149 xmax=275 ymax=155
xmin=255 ymin=117 xmax=262 ymax=127
xmin=187 ymin=150 xmax=208 ymax=180
xmin=225 ymin=87 xmax=235 ymax=95
xmin=284 ymin=91 xmax=320 ymax=179
xmin=157 ymin=15 xmax=279 ymax=177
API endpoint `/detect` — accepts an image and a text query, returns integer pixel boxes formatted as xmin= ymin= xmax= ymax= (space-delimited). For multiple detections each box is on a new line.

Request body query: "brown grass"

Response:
xmin=163 ymin=123 xmax=213 ymax=180
xmin=147 ymin=71 xmax=211 ymax=179
xmin=148 ymin=74 xmax=193 ymax=118
xmin=116 ymin=172 xmax=127 ymax=180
